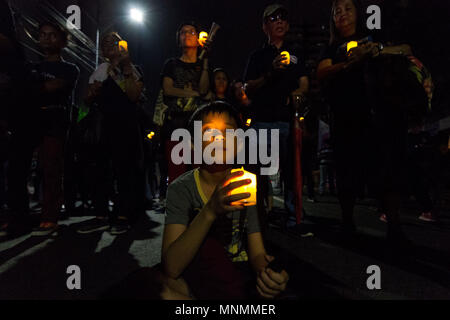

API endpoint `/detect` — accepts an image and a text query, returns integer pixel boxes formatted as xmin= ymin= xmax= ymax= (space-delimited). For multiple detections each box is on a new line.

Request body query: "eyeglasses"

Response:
xmin=180 ymin=30 xmax=197 ymax=36
xmin=267 ymin=13 xmax=288 ymax=23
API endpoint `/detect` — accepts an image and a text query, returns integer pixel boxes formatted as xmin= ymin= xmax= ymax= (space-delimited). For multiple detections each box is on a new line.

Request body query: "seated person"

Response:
xmin=161 ymin=101 xmax=289 ymax=299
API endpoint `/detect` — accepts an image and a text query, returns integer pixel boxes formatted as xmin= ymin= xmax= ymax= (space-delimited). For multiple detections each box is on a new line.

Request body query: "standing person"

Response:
xmin=317 ymin=0 xmax=419 ymax=243
xmin=0 ymin=0 xmax=27 ymax=236
xmin=77 ymin=32 xmax=144 ymax=235
xmin=243 ymin=4 xmax=309 ymax=224
xmin=160 ymin=22 xmax=211 ymax=185
xmin=4 ymin=22 xmax=79 ymax=237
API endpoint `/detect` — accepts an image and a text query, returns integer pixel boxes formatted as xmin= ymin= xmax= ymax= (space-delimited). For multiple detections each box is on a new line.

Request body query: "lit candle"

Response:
xmin=347 ymin=41 xmax=358 ymax=52
xmin=280 ymin=51 xmax=290 ymax=65
xmin=118 ymin=40 xmax=128 ymax=51
xmin=246 ymin=118 xmax=252 ymax=127
xmin=147 ymin=131 xmax=155 ymax=140
xmin=198 ymin=31 xmax=208 ymax=47
xmin=229 ymin=168 xmax=257 ymax=206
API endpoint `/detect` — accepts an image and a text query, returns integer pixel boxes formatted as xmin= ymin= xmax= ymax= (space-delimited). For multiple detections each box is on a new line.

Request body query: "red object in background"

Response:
xmin=293 ymin=117 xmax=303 ymax=225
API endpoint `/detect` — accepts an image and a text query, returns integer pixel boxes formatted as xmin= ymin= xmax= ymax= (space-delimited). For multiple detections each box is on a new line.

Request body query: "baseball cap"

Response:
xmin=263 ymin=4 xmax=288 ymax=20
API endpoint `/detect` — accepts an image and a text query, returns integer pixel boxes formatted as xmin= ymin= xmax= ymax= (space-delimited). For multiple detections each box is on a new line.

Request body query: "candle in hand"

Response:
xmin=347 ymin=41 xmax=358 ymax=53
xmin=199 ymin=32 xmax=208 ymax=47
xmin=118 ymin=40 xmax=128 ymax=52
xmin=280 ymin=51 xmax=290 ymax=65
xmin=229 ymin=168 xmax=257 ymax=206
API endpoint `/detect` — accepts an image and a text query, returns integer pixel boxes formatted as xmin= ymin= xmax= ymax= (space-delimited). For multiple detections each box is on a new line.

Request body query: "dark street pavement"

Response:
xmin=1 ymin=193 xmax=450 ymax=300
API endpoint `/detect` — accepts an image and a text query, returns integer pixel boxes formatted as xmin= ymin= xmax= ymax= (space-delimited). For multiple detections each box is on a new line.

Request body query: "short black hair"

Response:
xmin=176 ymin=21 xmax=201 ymax=47
xmin=38 ymin=21 xmax=69 ymax=47
xmin=211 ymin=68 xmax=229 ymax=94
xmin=188 ymin=101 xmax=243 ymax=137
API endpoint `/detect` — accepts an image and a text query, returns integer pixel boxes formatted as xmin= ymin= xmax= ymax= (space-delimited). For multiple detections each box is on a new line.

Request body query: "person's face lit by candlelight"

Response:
xmin=179 ymin=25 xmax=199 ymax=49
xmin=213 ymin=71 xmax=228 ymax=99
xmin=201 ymin=112 xmax=238 ymax=165
xmin=333 ymin=0 xmax=357 ymax=38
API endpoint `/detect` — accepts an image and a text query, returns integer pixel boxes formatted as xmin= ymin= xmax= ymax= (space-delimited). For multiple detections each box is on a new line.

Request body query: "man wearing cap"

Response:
xmin=244 ymin=4 xmax=309 ymax=223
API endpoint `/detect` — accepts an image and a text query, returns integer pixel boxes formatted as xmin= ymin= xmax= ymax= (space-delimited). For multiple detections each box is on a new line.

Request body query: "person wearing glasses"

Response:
xmin=243 ymin=4 xmax=309 ymax=226
xmin=159 ymin=22 xmax=211 ymax=185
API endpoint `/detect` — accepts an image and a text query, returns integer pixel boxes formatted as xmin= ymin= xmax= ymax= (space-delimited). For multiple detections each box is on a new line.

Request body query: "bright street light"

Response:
xmin=129 ymin=8 xmax=144 ymax=23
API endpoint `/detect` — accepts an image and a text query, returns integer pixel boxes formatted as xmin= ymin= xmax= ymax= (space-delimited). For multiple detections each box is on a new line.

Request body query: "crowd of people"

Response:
xmin=1 ymin=0 xmax=449 ymax=299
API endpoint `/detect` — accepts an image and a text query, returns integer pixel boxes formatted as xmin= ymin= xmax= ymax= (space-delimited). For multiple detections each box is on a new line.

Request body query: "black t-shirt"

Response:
xmin=29 ymin=60 xmax=79 ymax=109
xmin=162 ymin=58 xmax=202 ymax=91
xmin=161 ymin=58 xmax=205 ymax=112
xmin=318 ymin=33 xmax=387 ymax=142
xmin=243 ymin=42 xmax=307 ymax=122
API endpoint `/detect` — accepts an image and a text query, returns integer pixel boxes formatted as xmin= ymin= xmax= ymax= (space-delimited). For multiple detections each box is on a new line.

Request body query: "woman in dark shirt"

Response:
xmin=317 ymin=0 xmax=414 ymax=242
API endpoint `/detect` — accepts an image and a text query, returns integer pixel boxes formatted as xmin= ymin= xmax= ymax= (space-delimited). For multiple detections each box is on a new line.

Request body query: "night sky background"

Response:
xmin=8 ymin=0 xmax=450 ymax=122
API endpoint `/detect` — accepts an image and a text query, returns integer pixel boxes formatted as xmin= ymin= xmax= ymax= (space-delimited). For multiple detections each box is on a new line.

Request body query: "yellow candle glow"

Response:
xmin=229 ymin=168 xmax=257 ymax=206
xmin=280 ymin=51 xmax=290 ymax=65
xmin=347 ymin=41 xmax=358 ymax=52
xmin=246 ymin=118 xmax=252 ymax=127
xmin=118 ymin=40 xmax=128 ymax=51
xmin=199 ymin=31 xmax=208 ymax=46
xmin=147 ymin=131 xmax=155 ymax=140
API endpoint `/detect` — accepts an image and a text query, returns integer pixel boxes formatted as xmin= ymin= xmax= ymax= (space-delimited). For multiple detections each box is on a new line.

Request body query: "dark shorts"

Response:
xmin=182 ymin=236 xmax=257 ymax=300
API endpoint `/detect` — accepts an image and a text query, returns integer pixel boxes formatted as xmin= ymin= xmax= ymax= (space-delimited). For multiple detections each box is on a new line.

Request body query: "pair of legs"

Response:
xmin=319 ymin=163 xmax=335 ymax=195
xmin=103 ymin=236 xmax=255 ymax=300
xmin=7 ymin=110 xmax=66 ymax=231
xmin=92 ymin=115 xmax=144 ymax=224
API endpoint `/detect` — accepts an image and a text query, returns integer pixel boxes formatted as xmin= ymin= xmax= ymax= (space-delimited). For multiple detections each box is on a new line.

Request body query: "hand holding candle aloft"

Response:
xmin=204 ymin=170 xmax=253 ymax=218
xmin=199 ymin=22 xmax=220 ymax=60
xmin=198 ymin=31 xmax=208 ymax=47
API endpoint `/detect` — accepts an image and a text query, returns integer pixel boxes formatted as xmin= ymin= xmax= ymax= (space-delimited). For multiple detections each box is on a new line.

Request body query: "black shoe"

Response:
xmin=110 ymin=219 xmax=130 ymax=235
xmin=77 ymin=218 xmax=110 ymax=234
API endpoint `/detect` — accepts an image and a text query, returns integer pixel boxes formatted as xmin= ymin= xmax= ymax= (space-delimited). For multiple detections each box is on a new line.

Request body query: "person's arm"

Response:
xmin=162 ymin=76 xmax=200 ymax=98
xmin=247 ymin=232 xmax=268 ymax=272
xmin=198 ymin=58 xmax=210 ymax=96
xmin=246 ymin=54 xmax=287 ymax=95
xmin=317 ymin=42 xmax=380 ymax=82
xmin=380 ymin=44 xmax=412 ymax=56
xmin=162 ymin=170 xmax=252 ymax=279
xmin=291 ymin=76 xmax=309 ymax=100
xmin=248 ymin=231 xmax=289 ymax=299
xmin=121 ymin=61 xmax=143 ymax=103
xmin=162 ymin=206 xmax=216 ymax=279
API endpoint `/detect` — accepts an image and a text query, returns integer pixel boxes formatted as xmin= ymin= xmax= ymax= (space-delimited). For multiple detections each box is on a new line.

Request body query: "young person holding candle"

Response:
xmin=161 ymin=101 xmax=289 ymax=299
